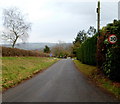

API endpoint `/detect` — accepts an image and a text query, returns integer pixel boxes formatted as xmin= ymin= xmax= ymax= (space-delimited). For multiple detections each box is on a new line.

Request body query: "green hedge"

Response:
xmin=76 ymin=35 xmax=97 ymax=65
xmin=103 ymin=47 xmax=120 ymax=81
xmin=101 ymin=20 xmax=120 ymax=82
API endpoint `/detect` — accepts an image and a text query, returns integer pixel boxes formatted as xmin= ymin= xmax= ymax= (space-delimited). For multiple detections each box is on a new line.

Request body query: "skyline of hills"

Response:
xmin=1 ymin=42 xmax=72 ymax=50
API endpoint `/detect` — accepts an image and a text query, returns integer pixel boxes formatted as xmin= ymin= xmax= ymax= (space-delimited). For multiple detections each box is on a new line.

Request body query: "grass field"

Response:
xmin=74 ymin=60 xmax=120 ymax=99
xmin=1 ymin=57 xmax=58 ymax=90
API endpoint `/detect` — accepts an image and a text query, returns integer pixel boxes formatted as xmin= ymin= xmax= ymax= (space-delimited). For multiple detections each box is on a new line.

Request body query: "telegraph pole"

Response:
xmin=97 ymin=0 xmax=100 ymax=36
xmin=118 ymin=1 xmax=120 ymax=20
xmin=96 ymin=0 xmax=101 ymax=68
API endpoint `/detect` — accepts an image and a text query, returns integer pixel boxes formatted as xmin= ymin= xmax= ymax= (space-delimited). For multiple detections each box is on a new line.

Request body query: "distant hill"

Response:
xmin=1 ymin=43 xmax=57 ymax=50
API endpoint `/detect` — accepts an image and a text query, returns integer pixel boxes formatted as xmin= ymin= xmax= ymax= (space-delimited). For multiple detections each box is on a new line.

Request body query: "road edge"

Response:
xmin=73 ymin=59 xmax=120 ymax=101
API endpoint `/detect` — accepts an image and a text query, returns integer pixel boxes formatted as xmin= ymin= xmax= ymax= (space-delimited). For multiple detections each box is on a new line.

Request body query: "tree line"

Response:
xmin=43 ymin=41 xmax=72 ymax=58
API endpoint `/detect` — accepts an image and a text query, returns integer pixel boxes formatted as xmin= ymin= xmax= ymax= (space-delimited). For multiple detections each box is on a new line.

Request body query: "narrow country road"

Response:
xmin=3 ymin=59 xmax=118 ymax=102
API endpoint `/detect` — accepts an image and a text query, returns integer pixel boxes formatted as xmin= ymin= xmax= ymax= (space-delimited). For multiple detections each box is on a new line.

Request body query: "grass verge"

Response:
xmin=74 ymin=60 xmax=120 ymax=99
xmin=1 ymin=57 xmax=58 ymax=91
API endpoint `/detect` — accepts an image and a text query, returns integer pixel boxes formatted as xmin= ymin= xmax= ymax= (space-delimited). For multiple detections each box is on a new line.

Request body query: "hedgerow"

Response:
xmin=101 ymin=20 xmax=120 ymax=81
xmin=76 ymin=35 xmax=97 ymax=65
xmin=1 ymin=47 xmax=49 ymax=57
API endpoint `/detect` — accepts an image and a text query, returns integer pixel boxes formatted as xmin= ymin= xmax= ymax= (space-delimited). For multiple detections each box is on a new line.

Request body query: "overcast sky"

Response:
xmin=0 ymin=0 xmax=119 ymax=43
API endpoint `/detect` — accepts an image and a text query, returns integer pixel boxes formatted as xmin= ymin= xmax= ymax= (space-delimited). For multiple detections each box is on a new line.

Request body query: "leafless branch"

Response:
xmin=2 ymin=7 xmax=31 ymax=48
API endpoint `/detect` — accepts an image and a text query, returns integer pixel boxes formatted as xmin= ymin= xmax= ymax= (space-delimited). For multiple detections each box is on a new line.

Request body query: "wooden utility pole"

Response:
xmin=97 ymin=0 xmax=100 ymax=36
xmin=118 ymin=1 xmax=120 ymax=20
xmin=96 ymin=0 xmax=101 ymax=68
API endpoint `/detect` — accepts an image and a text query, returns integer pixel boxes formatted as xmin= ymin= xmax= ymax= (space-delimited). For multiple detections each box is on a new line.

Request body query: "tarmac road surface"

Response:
xmin=2 ymin=59 xmax=118 ymax=102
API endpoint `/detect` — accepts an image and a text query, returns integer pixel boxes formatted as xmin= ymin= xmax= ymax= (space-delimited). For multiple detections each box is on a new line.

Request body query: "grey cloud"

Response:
xmin=50 ymin=2 xmax=97 ymax=16
xmin=1 ymin=0 xmax=118 ymax=43
xmin=50 ymin=1 xmax=117 ymax=22
xmin=100 ymin=2 xmax=118 ymax=24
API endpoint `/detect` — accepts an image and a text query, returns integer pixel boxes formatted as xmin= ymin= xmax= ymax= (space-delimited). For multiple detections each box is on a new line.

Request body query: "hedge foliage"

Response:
xmin=101 ymin=20 xmax=120 ymax=81
xmin=96 ymin=31 xmax=107 ymax=68
xmin=75 ymin=20 xmax=120 ymax=82
xmin=1 ymin=47 xmax=49 ymax=57
xmin=103 ymin=47 xmax=120 ymax=81
xmin=76 ymin=35 xmax=97 ymax=65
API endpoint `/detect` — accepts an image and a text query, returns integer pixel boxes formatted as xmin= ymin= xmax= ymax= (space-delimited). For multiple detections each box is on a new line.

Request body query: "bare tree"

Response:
xmin=51 ymin=41 xmax=72 ymax=58
xmin=2 ymin=7 xmax=31 ymax=48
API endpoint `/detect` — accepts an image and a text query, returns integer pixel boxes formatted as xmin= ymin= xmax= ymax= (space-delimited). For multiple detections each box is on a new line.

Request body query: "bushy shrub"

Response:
xmin=96 ymin=31 xmax=107 ymax=68
xmin=103 ymin=47 xmax=120 ymax=81
xmin=100 ymin=20 xmax=120 ymax=81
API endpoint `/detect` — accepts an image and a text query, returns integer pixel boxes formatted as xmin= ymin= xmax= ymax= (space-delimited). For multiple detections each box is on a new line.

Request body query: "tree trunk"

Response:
xmin=12 ymin=36 xmax=18 ymax=48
